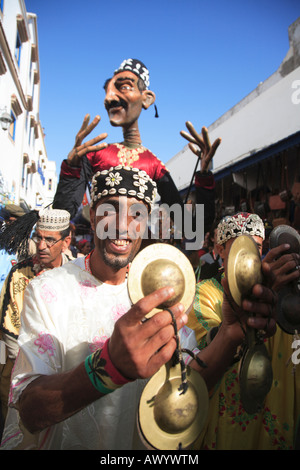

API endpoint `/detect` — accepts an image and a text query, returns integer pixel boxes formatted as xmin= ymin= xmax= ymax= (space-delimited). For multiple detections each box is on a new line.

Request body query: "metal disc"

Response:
xmin=269 ymin=225 xmax=300 ymax=333
xmin=137 ymin=362 xmax=209 ymax=450
xmin=239 ymin=343 xmax=273 ymax=414
xmin=276 ymin=286 xmax=300 ymax=334
xmin=227 ymin=235 xmax=263 ymax=307
xmin=269 ymin=225 xmax=300 ymax=253
xmin=128 ymin=243 xmax=196 ymax=318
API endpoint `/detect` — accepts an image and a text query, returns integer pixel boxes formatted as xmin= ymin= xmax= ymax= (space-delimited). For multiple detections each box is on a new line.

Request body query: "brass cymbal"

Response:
xmin=239 ymin=342 xmax=273 ymax=414
xmin=276 ymin=286 xmax=300 ymax=334
xmin=227 ymin=235 xmax=263 ymax=307
xmin=128 ymin=243 xmax=196 ymax=318
xmin=137 ymin=362 xmax=209 ymax=450
xmin=269 ymin=225 xmax=300 ymax=334
xmin=269 ymin=224 xmax=300 ymax=253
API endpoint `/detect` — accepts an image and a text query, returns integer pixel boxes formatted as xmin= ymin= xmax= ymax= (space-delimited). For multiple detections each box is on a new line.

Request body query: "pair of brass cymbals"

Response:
xmin=227 ymin=226 xmax=300 ymax=413
xmin=128 ymin=243 xmax=208 ymax=450
xmin=227 ymin=234 xmax=273 ymax=414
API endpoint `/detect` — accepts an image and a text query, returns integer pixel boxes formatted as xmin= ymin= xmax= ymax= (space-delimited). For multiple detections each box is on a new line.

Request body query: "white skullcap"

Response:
xmin=37 ymin=208 xmax=70 ymax=232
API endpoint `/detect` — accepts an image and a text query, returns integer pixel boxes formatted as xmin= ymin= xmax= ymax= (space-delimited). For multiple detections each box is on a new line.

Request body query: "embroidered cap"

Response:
xmin=37 ymin=208 xmax=71 ymax=232
xmin=217 ymin=212 xmax=265 ymax=245
xmin=91 ymin=166 xmax=157 ymax=211
xmin=114 ymin=58 xmax=150 ymax=89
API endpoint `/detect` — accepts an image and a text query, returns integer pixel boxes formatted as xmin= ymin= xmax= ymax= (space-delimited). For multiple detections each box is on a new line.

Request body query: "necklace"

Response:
xmin=84 ymin=251 xmax=130 ymax=280
xmin=84 ymin=250 xmax=93 ymax=274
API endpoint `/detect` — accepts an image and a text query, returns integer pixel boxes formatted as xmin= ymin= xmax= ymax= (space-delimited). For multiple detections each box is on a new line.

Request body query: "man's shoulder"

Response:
xmin=6 ymin=257 xmax=34 ymax=279
xmin=196 ymin=276 xmax=223 ymax=293
xmin=28 ymin=258 xmax=84 ymax=287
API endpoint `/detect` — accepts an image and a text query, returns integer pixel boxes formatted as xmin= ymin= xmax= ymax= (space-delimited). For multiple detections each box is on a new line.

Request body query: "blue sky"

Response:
xmin=25 ymin=0 xmax=299 ymax=175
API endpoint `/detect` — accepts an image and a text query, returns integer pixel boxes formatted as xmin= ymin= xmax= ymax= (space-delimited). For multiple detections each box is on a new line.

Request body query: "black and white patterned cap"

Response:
xmin=91 ymin=166 xmax=157 ymax=211
xmin=114 ymin=58 xmax=150 ymax=89
xmin=37 ymin=208 xmax=71 ymax=232
xmin=217 ymin=212 xmax=265 ymax=245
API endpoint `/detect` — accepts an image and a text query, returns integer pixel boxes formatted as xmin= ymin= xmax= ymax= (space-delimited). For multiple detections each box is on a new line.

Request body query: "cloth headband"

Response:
xmin=91 ymin=166 xmax=157 ymax=211
xmin=114 ymin=58 xmax=150 ymax=89
xmin=217 ymin=212 xmax=265 ymax=245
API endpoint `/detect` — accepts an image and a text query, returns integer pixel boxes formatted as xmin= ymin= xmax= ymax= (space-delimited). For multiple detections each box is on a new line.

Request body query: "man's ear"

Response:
xmin=63 ymin=235 xmax=71 ymax=249
xmin=142 ymin=90 xmax=156 ymax=109
xmin=215 ymin=243 xmax=225 ymax=260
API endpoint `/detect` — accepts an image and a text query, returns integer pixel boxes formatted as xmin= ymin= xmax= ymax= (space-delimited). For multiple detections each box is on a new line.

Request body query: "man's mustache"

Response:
xmin=105 ymin=98 xmax=127 ymax=111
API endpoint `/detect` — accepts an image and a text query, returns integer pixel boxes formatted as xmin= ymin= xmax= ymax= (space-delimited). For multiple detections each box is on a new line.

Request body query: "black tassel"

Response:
xmin=0 ymin=210 xmax=39 ymax=259
xmin=154 ymin=104 xmax=159 ymax=118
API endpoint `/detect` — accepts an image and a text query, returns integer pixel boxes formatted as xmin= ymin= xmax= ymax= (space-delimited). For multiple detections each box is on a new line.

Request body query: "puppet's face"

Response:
xmin=104 ymin=71 xmax=154 ymax=129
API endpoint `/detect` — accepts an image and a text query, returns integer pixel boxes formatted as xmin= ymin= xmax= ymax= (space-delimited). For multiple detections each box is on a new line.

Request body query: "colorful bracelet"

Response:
xmin=85 ymin=338 xmax=132 ymax=394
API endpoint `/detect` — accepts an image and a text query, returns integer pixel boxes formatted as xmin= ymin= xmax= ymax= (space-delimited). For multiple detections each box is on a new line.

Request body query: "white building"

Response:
xmin=0 ymin=0 xmax=57 ymax=210
xmin=167 ymin=17 xmax=300 ymax=229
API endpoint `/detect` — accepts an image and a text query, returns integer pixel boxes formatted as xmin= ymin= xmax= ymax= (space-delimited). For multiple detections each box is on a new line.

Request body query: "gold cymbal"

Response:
xmin=128 ymin=243 xmax=196 ymax=318
xmin=239 ymin=342 xmax=273 ymax=414
xmin=137 ymin=362 xmax=209 ymax=450
xmin=227 ymin=235 xmax=263 ymax=307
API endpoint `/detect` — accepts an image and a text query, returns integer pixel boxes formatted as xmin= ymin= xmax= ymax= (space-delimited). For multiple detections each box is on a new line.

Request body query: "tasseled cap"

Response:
xmin=90 ymin=166 xmax=157 ymax=212
xmin=217 ymin=212 xmax=265 ymax=245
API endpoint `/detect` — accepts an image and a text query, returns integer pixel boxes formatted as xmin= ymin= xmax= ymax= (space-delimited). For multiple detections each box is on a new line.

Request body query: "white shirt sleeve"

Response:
xmin=9 ymin=278 xmax=64 ymax=407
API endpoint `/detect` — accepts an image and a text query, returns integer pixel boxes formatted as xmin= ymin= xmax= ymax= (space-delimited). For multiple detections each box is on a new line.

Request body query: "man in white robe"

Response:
xmin=1 ymin=167 xmax=277 ymax=450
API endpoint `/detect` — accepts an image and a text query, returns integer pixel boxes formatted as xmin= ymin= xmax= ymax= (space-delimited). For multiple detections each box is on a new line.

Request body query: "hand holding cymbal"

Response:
xmin=128 ymin=243 xmax=208 ymax=450
xmin=227 ymin=234 xmax=273 ymax=414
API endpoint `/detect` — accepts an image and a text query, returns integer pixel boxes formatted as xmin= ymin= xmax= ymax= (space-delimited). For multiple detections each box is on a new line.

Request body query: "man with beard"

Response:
xmin=53 ymin=59 xmax=220 ymax=238
xmin=0 ymin=208 xmax=72 ymax=433
xmin=1 ymin=167 xmax=277 ymax=450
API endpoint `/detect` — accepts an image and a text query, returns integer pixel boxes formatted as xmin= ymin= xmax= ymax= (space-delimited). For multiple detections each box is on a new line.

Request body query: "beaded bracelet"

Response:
xmin=85 ymin=338 xmax=132 ymax=394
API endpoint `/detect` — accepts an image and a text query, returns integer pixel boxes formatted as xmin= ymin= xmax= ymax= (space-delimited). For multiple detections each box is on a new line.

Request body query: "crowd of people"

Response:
xmin=0 ymin=58 xmax=299 ymax=450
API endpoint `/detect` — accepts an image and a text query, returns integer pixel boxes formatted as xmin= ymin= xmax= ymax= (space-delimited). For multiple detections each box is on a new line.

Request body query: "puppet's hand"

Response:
xmin=67 ymin=114 xmax=108 ymax=166
xmin=180 ymin=122 xmax=221 ymax=173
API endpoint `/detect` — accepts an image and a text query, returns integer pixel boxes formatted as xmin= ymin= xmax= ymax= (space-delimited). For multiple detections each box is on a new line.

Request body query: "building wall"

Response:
xmin=0 ymin=0 xmax=56 ymax=209
xmin=166 ymin=17 xmax=300 ymax=192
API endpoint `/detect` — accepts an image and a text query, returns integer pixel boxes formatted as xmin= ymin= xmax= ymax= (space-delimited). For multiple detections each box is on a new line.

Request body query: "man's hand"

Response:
xmin=263 ymin=243 xmax=300 ymax=292
xmin=221 ymin=260 xmax=277 ymax=346
xmin=67 ymin=114 xmax=108 ymax=166
xmin=109 ymin=287 xmax=188 ymax=380
xmin=189 ymin=263 xmax=276 ymax=390
xmin=180 ymin=121 xmax=221 ymax=173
